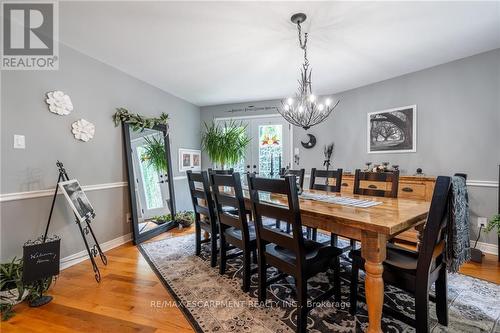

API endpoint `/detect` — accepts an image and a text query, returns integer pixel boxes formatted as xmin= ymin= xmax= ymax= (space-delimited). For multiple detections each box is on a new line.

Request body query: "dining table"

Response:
xmin=242 ymin=188 xmax=431 ymax=333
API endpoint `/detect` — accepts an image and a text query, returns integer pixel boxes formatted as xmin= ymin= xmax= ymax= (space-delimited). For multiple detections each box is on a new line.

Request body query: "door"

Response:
xmin=131 ymin=136 xmax=171 ymax=220
xmin=215 ymin=116 xmax=292 ymax=178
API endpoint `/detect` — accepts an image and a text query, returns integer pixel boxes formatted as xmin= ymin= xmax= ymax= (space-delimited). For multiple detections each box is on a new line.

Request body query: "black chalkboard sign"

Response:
xmin=23 ymin=239 xmax=60 ymax=283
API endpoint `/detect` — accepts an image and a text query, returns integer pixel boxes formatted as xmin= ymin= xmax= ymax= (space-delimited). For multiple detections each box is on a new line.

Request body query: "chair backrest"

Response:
xmin=280 ymin=168 xmax=305 ymax=189
xmin=247 ymin=173 xmax=306 ymax=267
xmin=353 ymin=169 xmax=399 ymax=198
xmin=186 ymin=170 xmax=217 ymax=227
xmin=210 ymin=172 xmax=251 ymax=242
xmin=416 ymin=176 xmax=452 ymax=275
xmin=208 ymin=168 xmax=234 ymax=175
xmin=309 ymin=168 xmax=343 ymax=192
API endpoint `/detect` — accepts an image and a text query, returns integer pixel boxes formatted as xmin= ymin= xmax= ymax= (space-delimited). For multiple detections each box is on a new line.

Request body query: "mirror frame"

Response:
xmin=122 ymin=123 xmax=177 ymax=244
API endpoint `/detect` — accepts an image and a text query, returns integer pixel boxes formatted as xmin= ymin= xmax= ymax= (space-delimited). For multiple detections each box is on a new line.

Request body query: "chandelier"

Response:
xmin=278 ymin=13 xmax=339 ymax=131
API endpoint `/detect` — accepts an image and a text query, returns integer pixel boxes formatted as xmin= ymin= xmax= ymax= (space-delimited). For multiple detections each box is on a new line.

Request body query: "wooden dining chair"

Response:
xmin=276 ymin=169 xmax=305 ymax=233
xmin=308 ymin=168 xmax=343 ymax=242
xmin=186 ymin=170 xmax=219 ymax=267
xmin=349 ymin=176 xmax=452 ymax=333
xmin=211 ymin=172 xmax=257 ymax=292
xmin=353 ymin=169 xmax=400 ymax=198
xmin=247 ymin=173 xmax=343 ymax=333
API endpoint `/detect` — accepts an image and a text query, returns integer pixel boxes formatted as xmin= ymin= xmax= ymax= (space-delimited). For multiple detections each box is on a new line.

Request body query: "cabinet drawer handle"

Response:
xmin=367 ymin=184 xmax=377 ymax=189
xmin=342 ymin=183 xmax=348 ymax=187
xmin=402 ymin=187 xmax=414 ymax=192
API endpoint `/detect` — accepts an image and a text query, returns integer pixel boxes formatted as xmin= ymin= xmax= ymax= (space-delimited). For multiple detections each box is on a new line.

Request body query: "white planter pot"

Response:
xmin=0 ymin=288 xmax=29 ymax=305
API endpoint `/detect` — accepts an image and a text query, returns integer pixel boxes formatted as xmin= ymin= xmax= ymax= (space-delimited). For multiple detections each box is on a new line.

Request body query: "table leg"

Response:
xmin=361 ymin=231 xmax=387 ymax=333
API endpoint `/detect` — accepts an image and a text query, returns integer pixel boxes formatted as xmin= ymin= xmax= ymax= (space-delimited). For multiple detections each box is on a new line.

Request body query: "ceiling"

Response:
xmin=60 ymin=1 xmax=500 ymax=106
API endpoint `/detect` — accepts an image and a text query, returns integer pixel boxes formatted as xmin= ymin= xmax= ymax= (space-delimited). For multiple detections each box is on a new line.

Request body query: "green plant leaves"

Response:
xmin=113 ymin=108 xmax=169 ymax=132
xmin=141 ymin=135 xmax=168 ymax=173
xmin=201 ymin=121 xmax=251 ymax=168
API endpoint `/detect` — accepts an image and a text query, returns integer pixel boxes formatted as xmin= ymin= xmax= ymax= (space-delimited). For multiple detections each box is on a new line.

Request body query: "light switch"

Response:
xmin=14 ymin=135 xmax=25 ymax=149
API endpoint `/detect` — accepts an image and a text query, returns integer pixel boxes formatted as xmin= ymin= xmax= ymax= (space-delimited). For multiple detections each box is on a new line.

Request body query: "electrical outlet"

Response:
xmin=126 ymin=213 xmax=131 ymax=223
xmin=477 ymin=217 xmax=488 ymax=228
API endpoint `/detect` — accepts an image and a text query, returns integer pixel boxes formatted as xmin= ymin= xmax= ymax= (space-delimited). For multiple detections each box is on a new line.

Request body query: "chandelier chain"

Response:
xmin=297 ymin=22 xmax=309 ymax=67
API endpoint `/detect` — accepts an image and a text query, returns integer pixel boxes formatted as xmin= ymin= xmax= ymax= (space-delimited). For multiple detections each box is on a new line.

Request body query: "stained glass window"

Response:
xmin=259 ymin=125 xmax=282 ymax=178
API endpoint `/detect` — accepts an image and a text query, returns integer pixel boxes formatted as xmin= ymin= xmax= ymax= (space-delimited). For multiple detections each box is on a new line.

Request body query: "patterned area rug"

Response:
xmin=139 ymin=234 xmax=500 ymax=332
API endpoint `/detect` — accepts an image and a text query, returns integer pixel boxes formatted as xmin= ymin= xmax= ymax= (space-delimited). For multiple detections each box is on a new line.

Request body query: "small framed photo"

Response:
xmin=367 ymin=105 xmax=417 ymax=154
xmin=59 ymin=179 xmax=95 ymax=222
xmin=179 ymin=149 xmax=201 ymax=172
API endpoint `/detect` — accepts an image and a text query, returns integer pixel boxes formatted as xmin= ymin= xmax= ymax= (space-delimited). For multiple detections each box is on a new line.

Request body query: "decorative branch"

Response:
xmin=113 ymin=108 xmax=169 ymax=132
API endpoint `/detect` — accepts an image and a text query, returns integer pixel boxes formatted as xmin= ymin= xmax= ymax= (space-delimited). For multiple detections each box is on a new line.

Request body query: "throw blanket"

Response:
xmin=446 ymin=176 xmax=471 ymax=273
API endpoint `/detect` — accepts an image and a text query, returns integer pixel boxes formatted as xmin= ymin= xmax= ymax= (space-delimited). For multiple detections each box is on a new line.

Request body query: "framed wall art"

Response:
xmin=367 ymin=105 xmax=416 ymax=153
xmin=179 ymin=148 xmax=201 ymax=172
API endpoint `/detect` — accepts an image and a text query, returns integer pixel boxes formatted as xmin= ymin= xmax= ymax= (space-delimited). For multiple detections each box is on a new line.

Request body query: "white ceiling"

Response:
xmin=60 ymin=1 xmax=500 ymax=106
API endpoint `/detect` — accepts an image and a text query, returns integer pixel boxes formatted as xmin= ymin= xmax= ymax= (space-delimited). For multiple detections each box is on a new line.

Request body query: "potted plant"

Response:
xmin=176 ymin=211 xmax=195 ymax=228
xmin=151 ymin=214 xmax=172 ymax=225
xmin=141 ymin=135 xmax=168 ymax=173
xmin=201 ymin=121 xmax=250 ymax=169
xmin=0 ymin=258 xmax=54 ymax=321
xmin=485 ymin=214 xmax=500 ymax=235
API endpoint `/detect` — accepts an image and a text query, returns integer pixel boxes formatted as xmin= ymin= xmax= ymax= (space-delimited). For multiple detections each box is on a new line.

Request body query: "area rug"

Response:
xmin=139 ymin=234 xmax=500 ymax=332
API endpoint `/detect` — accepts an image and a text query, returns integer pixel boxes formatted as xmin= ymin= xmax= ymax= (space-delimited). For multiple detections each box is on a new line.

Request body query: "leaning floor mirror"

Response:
xmin=122 ymin=123 xmax=176 ymax=244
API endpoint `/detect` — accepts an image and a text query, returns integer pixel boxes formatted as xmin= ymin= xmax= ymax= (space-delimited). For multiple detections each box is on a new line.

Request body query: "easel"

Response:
xmin=45 ymin=161 xmax=107 ymax=282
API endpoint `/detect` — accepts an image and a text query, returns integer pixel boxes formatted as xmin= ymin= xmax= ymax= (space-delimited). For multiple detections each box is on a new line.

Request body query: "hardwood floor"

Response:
xmin=2 ymin=227 xmax=498 ymax=332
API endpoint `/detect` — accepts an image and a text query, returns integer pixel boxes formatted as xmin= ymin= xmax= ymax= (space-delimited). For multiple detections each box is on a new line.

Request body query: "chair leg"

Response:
xmin=275 ymin=219 xmax=281 ymax=229
xmin=333 ymin=256 xmax=341 ymax=302
xmin=350 ymin=239 xmax=356 ymax=249
xmin=195 ymin=223 xmax=201 ymax=256
xmin=415 ymin=282 xmax=430 ymax=333
xmin=312 ymin=228 xmax=317 ymax=241
xmin=219 ymin=233 xmax=227 ymax=275
xmin=295 ymin=276 xmax=308 ymax=333
xmin=258 ymin=249 xmax=267 ymax=304
xmin=210 ymin=232 xmax=217 ymax=268
xmin=435 ymin=268 xmax=449 ymax=326
xmin=331 ymin=233 xmax=338 ymax=247
xmin=242 ymin=249 xmax=251 ymax=292
xmin=349 ymin=258 xmax=360 ymax=315
xmin=286 ymin=223 xmax=291 ymax=234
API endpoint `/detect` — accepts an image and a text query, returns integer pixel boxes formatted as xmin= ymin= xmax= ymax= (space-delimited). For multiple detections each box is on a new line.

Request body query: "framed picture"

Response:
xmin=59 ymin=179 xmax=95 ymax=222
xmin=179 ymin=148 xmax=201 ymax=172
xmin=367 ymin=105 xmax=416 ymax=153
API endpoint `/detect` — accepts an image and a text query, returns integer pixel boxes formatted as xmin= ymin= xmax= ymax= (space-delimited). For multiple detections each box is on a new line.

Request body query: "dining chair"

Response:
xmin=186 ymin=170 xmax=219 ymax=267
xmin=349 ymin=176 xmax=452 ymax=333
xmin=353 ymin=169 xmax=400 ymax=198
xmin=208 ymin=168 xmax=234 ymax=175
xmin=247 ymin=173 xmax=343 ymax=333
xmin=211 ymin=172 xmax=257 ymax=292
xmin=308 ymin=168 xmax=344 ymax=243
xmin=276 ymin=168 xmax=305 ymax=233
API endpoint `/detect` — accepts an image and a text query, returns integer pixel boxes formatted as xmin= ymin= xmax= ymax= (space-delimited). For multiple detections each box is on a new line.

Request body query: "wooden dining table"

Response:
xmin=242 ymin=188 xmax=431 ymax=333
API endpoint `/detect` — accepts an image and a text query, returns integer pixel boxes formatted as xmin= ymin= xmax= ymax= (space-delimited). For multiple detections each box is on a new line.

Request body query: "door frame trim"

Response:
xmin=213 ymin=114 xmax=294 ymax=170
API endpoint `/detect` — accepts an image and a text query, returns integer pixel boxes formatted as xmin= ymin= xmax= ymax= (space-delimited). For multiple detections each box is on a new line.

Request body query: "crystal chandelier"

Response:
xmin=278 ymin=13 xmax=339 ymax=131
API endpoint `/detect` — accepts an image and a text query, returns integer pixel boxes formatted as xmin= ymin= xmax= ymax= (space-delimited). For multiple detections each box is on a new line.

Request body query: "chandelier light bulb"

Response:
xmin=308 ymin=94 xmax=315 ymax=102
xmin=318 ymin=104 xmax=325 ymax=111
xmin=287 ymin=98 xmax=294 ymax=106
xmin=298 ymin=105 xmax=304 ymax=113
xmin=325 ymin=98 xmax=332 ymax=106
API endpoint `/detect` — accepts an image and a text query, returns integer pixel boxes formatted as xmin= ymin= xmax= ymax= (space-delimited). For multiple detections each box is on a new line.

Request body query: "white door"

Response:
xmin=216 ymin=116 xmax=292 ymax=178
xmin=131 ymin=137 xmax=171 ymax=220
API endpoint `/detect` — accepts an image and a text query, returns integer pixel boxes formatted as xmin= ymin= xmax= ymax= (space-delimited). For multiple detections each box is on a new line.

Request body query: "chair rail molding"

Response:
xmin=0 ymin=181 xmax=128 ymax=202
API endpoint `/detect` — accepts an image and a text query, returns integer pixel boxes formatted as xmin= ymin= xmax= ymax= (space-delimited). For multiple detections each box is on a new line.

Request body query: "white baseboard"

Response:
xmin=59 ymin=233 xmax=132 ymax=270
xmin=473 ymin=241 xmax=498 ymax=256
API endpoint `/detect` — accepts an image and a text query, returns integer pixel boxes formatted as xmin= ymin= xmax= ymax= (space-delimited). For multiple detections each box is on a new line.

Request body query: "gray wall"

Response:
xmin=1 ymin=44 xmax=201 ymax=261
xmin=201 ymin=49 xmax=500 ymax=246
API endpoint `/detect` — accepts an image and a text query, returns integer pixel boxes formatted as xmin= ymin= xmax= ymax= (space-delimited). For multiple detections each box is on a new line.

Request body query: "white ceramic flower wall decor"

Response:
xmin=71 ymin=119 xmax=95 ymax=142
xmin=46 ymin=90 xmax=73 ymax=115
